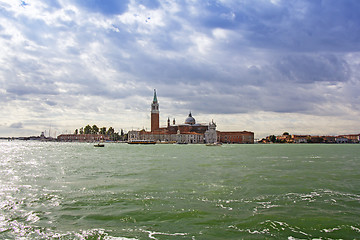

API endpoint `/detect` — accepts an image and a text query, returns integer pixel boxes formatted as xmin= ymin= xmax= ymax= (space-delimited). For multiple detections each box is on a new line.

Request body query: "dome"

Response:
xmin=185 ymin=112 xmax=196 ymax=125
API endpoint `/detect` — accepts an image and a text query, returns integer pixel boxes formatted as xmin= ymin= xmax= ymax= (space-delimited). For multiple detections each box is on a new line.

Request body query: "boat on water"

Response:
xmin=205 ymin=142 xmax=222 ymax=146
xmin=94 ymin=143 xmax=105 ymax=147
xmin=127 ymin=140 xmax=156 ymax=144
xmin=157 ymin=141 xmax=177 ymax=144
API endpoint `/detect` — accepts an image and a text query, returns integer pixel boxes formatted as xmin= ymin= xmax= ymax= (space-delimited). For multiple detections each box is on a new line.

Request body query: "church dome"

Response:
xmin=185 ymin=112 xmax=196 ymax=125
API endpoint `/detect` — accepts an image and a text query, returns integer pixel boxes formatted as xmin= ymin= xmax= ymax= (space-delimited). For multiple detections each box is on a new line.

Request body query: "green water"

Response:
xmin=0 ymin=141 xmax=359 ymax=239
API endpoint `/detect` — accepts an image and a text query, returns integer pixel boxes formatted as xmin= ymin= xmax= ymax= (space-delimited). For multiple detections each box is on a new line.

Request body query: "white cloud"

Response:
xmin=0 ymin=0 xmax=359 ymax=137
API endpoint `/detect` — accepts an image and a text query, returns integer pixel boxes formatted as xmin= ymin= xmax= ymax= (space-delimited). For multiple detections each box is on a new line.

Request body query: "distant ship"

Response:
xmin=157 ymin=141 xmax=176 ymax=144
xmin=94 ymin=143 xmax=105 ymax=147
xmin=205 ymin=142 xmax=222 ymax=146
xmin=127 ymin=140 xmax=156 ymax=144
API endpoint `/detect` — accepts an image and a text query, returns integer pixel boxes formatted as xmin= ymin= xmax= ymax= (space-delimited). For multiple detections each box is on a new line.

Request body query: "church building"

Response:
xmin=128 ymin=90 xmax=254 ymax=144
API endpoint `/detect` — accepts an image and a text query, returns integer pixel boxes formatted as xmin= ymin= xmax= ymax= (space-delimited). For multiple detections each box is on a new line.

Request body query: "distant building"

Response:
xmin=276 ymin=134 xmax=292 ymax=143
xmin=308 ymin=136 xmax=324 ymax=143
xmin=339 ymin=134 xmax=360 ymax=143
xmin=129 ymin=90 xmax=254 ymax=144
xmin=57 ymin=134 xmax=110 ymax=142
xmin=260 ymin=133 xmax=360 ymax=144
xmin=292 ymin=135 xmax=309 ymax=143
xmin=323 ymin=136 xmax=336 ymax=143
xmin=40 ymin=132 xmax=46 ymax=141
xmin=217 ymin=131 xmax=254 ymax=144
xmin=205 ymin=121 xmax=217 ymax=144
xmin=335 ymin=137 xmax=349 ymax=144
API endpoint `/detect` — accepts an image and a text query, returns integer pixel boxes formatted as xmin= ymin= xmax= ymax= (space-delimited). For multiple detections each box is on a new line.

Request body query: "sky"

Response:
xmin=1 ymin=0 xmax=360 ymax=138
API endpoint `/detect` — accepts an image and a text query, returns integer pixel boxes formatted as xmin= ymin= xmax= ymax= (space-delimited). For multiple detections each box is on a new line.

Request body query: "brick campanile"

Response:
xmin=151 ymin=89 xmax=159 ymax=132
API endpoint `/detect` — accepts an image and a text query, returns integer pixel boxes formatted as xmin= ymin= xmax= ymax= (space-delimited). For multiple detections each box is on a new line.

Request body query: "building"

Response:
xmin=292 ymin=135 xmax=309 ymax=143
xmin=339 ymin=134 xmax=360 ymax=143
xmin=335 ymin=137 xmax=349 ymax=144
xmin=323 ymin=136 xmax=336 ymax=143
xmin=260 ymin=134 xmax=360 ymax=144
xmin=151 ymin=89 xmax=160 ymax=132
xmin=57 ymin=134 xmax=110 ymax=142
xmin=129 ymin=90 xmax=254 ymax=144
xmin=217 ymin=131 xmax=254 ymax=144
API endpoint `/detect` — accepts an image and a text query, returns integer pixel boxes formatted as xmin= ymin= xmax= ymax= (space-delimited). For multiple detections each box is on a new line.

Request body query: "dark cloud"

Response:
xmin=177 ymin=0 xmax=360 ymax=52
xmin=10 ymin=122 xmax=23 ymax=129
xmin=249 ymin=0 xmax=360 ymax=52
xmin=44 ymin=99 xmax=57 ymax=106
xmin=6 ymin=83 xmax=59 ymax=96
xmin=198 ymin=2 xmax=238 ymax=29
xmin=276 ymin=54 xmax=351 ymax=84
xmin=0 ymin=0 xmax=359 ymax=136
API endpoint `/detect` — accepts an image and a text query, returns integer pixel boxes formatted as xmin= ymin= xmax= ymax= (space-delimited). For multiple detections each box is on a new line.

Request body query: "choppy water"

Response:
xmin=0 ymin=141 xmax=359 ymax=239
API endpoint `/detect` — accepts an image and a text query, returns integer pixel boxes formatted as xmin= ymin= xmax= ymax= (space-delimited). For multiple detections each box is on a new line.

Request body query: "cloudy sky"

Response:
xmin=1 ymin=0 xmax=360 ymax=138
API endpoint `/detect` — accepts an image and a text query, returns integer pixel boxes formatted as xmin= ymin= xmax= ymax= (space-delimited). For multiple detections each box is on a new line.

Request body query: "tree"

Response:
xmin=92 ymin=125 xmax=99 ymax=134
xmin=107 ymin=127 xmax=115 ymax=136
xmin=84 ymin=125 xmax=92 ymax=134
xmin=100 ymin=127 xmax=106 ymax=135
xmin=283 ymin=132 xmax=290 ymax=136
xmin=112 ymin=132 xmax=120 ymax=141
xmin=269 ymin=135 xmax=276 ymax=143
xmin=74 ymin=125 xmax=126 ymax=140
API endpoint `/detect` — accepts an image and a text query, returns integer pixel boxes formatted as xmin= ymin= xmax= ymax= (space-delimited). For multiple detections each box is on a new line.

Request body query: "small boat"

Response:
xmin=205 ymin=142 xmax=222 ymax=146
xmin=157 ymin=141 xmax=177 ymax=144
xmin=127 ymin=140 xmax=156 ymax=144
xmin=94 ymin=143 xmax=105 ymax=147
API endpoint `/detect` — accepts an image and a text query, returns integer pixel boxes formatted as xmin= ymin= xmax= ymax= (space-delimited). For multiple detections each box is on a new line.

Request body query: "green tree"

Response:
xmin=107 ymin=127 xmax=115 ymax=136
xmin=84 ymin=125 xmax=92 ymax=134
xmin=74 ymin=129 xmax=78 ymax=135
xmin=100 ymin=127 xmax=106 ymax=135
xmin=79 ymin=127 xmax=84 ymax=134
xmin=283 ymin=132 xmax=290 ymax=136
xmin=92 ymin=125 xmax=99 ymax=134
xmin=269 ymin=135 xmax=276 ymax=143
xmin=112 ymin=132 xmax=120 ymax=141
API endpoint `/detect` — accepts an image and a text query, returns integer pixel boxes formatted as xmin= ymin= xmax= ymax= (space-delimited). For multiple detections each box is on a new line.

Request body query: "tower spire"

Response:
xmin=153 ymin=89 xmax=158 ymax=103
xmin=151 ymin=89 xmax=159 ymax=132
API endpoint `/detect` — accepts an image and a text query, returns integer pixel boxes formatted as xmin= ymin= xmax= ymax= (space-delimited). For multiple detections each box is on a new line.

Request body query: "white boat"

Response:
xmin=127 ymin=140 xmax=156 ymax=144
xmin=205 ymin=142 xmax=222 ymax=146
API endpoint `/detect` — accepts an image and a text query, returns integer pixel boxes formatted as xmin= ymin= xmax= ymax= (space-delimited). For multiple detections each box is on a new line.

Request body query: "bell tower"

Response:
xmin=151 ymin=89 xmax=159 ymax=132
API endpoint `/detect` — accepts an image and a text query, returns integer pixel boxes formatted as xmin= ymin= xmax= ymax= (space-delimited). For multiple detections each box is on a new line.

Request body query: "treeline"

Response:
xmin=74 ymin=125 xmax=127 ymax=141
